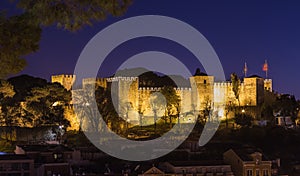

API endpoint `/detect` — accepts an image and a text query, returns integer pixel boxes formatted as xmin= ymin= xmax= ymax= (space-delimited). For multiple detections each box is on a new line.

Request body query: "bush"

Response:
xmin=234 ymin=113 xmax=253 ymax=127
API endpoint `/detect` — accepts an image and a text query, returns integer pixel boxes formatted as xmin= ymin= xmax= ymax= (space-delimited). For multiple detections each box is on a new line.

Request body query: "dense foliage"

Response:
xmin=0 ymin=0 xmax=132 ymax=78
xmin=0 ymin=75 xmax=71 ymax=128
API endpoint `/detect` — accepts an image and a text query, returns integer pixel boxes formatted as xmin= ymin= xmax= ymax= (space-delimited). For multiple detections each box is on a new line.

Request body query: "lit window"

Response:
xmin=263 ymin=169 xmax=269 ymax=176
xmin=247 ymin=169 xmax=253 ymax=176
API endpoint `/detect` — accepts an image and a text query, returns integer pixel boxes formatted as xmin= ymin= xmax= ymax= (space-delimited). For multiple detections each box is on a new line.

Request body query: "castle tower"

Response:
xmin=264 ymin=79 xmax=273 ymax=92
xmin=51 ymin=74 xmax=76 ymax=90
xmin=242 ymin=75 xmax=265 ymax=106
xmin=108 ymin=77 xmax=139 ymax=119
xmin=190 ymin=74 xmax=214 ymax=112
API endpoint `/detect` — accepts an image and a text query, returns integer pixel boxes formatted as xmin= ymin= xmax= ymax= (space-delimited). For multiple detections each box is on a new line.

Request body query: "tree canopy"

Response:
xmin=231 ymin=73 xmax=240 ymax=106
xmin=160 ymin=86 xmax=181 ymax=128
xmin=0 ymin=75 xmax=71 ymax=127
xmin=0 ymin=0 xmax=133 ymax=78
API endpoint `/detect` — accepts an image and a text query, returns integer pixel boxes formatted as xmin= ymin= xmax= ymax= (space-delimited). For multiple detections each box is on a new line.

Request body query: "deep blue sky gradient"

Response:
xmin=1 ymin=0 xmax=300 ymax=98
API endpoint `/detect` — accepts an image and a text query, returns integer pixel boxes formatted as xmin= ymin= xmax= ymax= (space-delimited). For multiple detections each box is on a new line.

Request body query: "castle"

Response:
xmin=52 ymin=72 xmax=273 ymax=125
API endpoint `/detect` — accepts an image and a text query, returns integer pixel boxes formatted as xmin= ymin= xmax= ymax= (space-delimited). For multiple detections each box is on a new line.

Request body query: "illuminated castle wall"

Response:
xmin=52 ymin=74 xmax=272 ymax=123
xmin=51 ymin=74 xmax=76 ymax=91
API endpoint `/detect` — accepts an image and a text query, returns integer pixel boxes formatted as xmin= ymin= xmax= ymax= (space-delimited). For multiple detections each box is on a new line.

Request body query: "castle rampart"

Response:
xmin=53 ymin=73 xmax=272 ymax=127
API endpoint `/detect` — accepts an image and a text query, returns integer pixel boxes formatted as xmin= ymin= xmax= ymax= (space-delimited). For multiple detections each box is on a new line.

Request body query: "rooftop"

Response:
xmin=17 ymin=144 xmax=73 ymax=152
xmin=168 ymin=160 xmax=227 ymax=167
xmin=0 ymin=154 xmax=32 ymax=161
xmin=231 ymin=148 xmax=269 ymax=161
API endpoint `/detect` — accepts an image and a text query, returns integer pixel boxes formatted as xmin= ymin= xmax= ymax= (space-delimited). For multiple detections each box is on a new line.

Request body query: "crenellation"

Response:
xmin=107 ymin=77 xmax=138 ymax=82
xmin=51 ymin=74 xmax=76 ymax=91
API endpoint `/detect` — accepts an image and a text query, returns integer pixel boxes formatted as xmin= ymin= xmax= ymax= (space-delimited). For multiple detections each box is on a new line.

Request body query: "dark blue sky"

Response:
xmin=2 ymin=0 xmax=300 ymax=98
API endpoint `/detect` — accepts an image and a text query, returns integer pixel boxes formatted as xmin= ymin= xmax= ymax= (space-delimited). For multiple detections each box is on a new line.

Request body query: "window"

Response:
xmin=204 ymin=80 xmax=207 ymax=84
xmin=263 ymin=169 xmax=269 ymax=176
xmin=53 ymin=153 xmax=63 ymax=160
xmin=22 ymin=163 xmax=29 ymax=170
xmin=247 ymin=169 xmax=253 ymax=176
xmin=12 ymin=163 xmax=21 ymax=171
xmin=256 ymin=169 xmax=259 ymax=176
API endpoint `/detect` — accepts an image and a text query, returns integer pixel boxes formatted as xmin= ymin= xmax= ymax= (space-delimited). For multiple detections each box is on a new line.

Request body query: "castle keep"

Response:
xmin=52 ymin=73 xmax=272 ymax=123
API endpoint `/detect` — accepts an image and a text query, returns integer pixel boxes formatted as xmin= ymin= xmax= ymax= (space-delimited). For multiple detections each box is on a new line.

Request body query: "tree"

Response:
xmin=0 ymin=80 xmax=16 ymax=141
xmin=231 ymin=73 xmax=241 ymax=107
xmin=0 ymin=80 xmax=15 ymax=99
xmin=95 ymin=87 xmax=119 ymax=132
xmin=0 ymin=13 xmax=41 ymax=78
xmin=261 ymin=90 xmax=277 ymax=122
xmin=137 ymin=99 xmax=146 ymax=129
xmin=16 ymin=0 xmax=133 ymax=31
xmin=200 ymin=96 xmax=212 ymax=124
xmin=73 ymin=88 xmax=98 ymax=132
xmin=224 ymin=101 xmax=234 ymax=128
xmin=150 ymin=92 xmax=166 ymax=133
xmin=73 ymin=86 xmax=119 ymax=133
xmin=273 ymin=94 xmax=299 ymax=120
xmin=24 ymin=83 xmax=71 ymax=127
xmin=0 ymin=0 xmax=133 ymax=78
xmin=160 ymin=86 xmax=181 ymax=129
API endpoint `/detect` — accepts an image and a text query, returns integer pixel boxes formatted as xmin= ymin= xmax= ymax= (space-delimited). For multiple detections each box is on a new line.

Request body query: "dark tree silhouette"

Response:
xmin=0 ymin=0 xmax=133 ymax=78
xmin=160 ymin=86 xmax=181 ymax=129
xmin=231 ymin=73 xmax=241 ymax=107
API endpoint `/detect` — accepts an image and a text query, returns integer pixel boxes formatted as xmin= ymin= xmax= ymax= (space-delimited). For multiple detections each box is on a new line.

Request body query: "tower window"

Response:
xmin=204 ymin=80 xmax=207 ymax=84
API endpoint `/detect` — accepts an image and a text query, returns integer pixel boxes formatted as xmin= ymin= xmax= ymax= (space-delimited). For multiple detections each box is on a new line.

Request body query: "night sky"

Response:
xmin=2 ymin=1 xmax=300 ymax=99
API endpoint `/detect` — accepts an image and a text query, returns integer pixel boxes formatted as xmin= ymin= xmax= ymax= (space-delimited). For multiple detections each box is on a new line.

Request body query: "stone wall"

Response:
xmin=51 ymin=74 xmax=76 ymax=91
xmin=54 ymin=74 xmax=272 ymax=130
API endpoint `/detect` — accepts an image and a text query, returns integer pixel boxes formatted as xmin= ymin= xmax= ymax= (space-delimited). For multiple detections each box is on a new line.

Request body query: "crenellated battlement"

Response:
xmin=83 ymin=78 xmax=107 ymax=82
xmin=214 ymin=82 xmax=232 ymax=87
xmin=138 ymin=87 xmax=192 ymax=92
xmin=264 ymin=79 xmax=272 ymax=82
xmin=264 ymin=79 xmax=273 ymax=92
xmin=51 ymin=74 xmax=75 ymax=79
xmin=174 ymin=87 xmax=192 ymax=91
xmin=51 ymin=74 xmax=76 ymax=90
xmin=138 ymin=87 xmax=162 ymax=91
xmin=107 ymin=77 xmax=138 ymax=82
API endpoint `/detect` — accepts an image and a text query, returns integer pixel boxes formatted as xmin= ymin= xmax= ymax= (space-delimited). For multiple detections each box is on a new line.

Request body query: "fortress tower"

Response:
xmin=190 ymin=74 xmax=214 ymax=112
xmin=264 ymin=79 xmax=273 ymax=92
xmin=51 ymin=74 xmax=76 ymax=90
xmin=242 ymin=75 xmax=265 ymax=106
xmin=107 ymin=77 xmax=139 ymax=117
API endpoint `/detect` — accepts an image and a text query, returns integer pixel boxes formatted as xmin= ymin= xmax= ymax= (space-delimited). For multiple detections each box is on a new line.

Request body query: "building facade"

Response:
xmin=223 ymin=149 xmax=272 ymax=176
